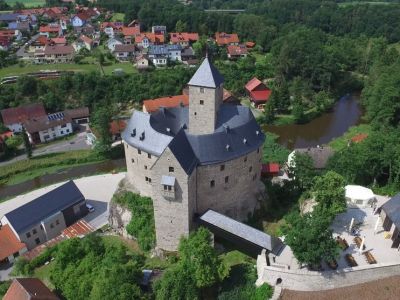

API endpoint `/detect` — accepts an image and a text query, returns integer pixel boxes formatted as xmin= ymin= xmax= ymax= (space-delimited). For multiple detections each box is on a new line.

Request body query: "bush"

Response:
xmin=0 ymin=281 xmax=11 ymax=298
xmin=12 ymin=257 xmax=33 ymax=276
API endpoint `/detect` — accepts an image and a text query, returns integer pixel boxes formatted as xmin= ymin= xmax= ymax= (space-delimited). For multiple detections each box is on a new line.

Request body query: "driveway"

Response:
xmin=0 ymin=173 xmax=126 ymax=230
xmin=0 ymin=131 xmax=92 ymax=167
xmin=16 ymin=34 xmax=39 ymax=58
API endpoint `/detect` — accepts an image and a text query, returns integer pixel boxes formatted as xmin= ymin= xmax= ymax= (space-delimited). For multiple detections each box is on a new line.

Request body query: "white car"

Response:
xmin=86 ymin=203 xmax=95 ymax=213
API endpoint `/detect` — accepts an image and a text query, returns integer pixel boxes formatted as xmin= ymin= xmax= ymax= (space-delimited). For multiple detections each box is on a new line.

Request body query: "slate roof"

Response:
xmin=381 ymin=193 xmax=400 ymax=229
xmin=3 ymin=181 xmax=85 ymax=234
xmin=168 ymin=129 xmax=198 ymax=175
xmin=200 ymin=209 xmax=284 ymax=255
xmin=188 ymin=57 xmax=224 ymax=88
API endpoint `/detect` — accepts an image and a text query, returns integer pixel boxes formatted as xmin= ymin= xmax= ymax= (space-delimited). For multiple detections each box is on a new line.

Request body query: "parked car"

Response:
xmin=86 ymin=203 xmax=95 ymax=213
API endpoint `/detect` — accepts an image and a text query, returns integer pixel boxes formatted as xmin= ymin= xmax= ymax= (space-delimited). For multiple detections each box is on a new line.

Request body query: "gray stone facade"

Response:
xmin=123 ymin=58 xmax=265 ymax=251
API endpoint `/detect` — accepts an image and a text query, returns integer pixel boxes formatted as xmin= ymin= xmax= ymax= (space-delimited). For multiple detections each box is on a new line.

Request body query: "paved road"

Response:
xmin=0 ymin=132 xmax=91 ymax=167
xmin=16 ymin=34 xmax=39 ymax=58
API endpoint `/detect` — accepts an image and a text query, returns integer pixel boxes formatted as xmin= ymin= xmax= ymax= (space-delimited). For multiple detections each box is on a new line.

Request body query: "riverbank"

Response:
xmin=328 ymin=124 xmax=371 ymax=151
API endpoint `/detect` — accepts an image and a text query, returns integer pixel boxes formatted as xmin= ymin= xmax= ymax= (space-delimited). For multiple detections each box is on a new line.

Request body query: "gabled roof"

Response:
xmin=227 ymin=44 xmax=248 ymax=56
xmin=135 ymin=33 xmax=164 ymax=44
xmin=64 ymin=107 xmax=89 ymax=119
xmin=3 ymin=278 xmax=59 ymax=300
xmin=169 ymin=32 xmax=199 ymax=43
xmin=294 ymin=146 xmax=334 ymax=169
xmin=215 ymin=32 xmax=239 ymax=45
xmin=245 ymin=77 xmax=264 ymax=92
xmin=24 ymin=112 xmax=72 ymax=133
xmin=114 ymin=43 xmax=136 ymax=53
xmin=0 ymin=103 xmax=46 ymax=125
xmin=3 ymin=181 xmax=85 ymax=234
xmin=143 ymin=95 xmax=189 ymax=113
xmin=39 ymin=24 xmax=60 ymax=33
xmin=0 ymin=224 xmax=26 ymax=261
xmin=168 ymin=129 xmax=198 ymax=175
xmin=122 ymin=26 xmax=140 ymax=37
xmin=250 ymin=90 xmax=272 ymax=103
xmin=79 ymin=34 xmax=93 ymax=44
xmin=188 ymin=57 xmax=224 ymax=88
xmin=381 ymin=193 xmax=400 ymax=229
xmin=74 ymin=12 xmax=91 ymax=21
xmin=109 ymin=119 xmax=126 ymax=135
xmin=44 ymin=45 xmax=74 ymax=55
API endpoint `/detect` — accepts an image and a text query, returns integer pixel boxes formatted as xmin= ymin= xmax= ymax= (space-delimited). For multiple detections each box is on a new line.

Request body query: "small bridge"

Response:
xmin=198 ymin=209 xmax=284 ymax=258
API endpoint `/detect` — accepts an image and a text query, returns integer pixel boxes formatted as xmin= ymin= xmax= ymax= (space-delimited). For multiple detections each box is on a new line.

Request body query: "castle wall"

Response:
xmin=188 ymin=84 xmax=223 ymax=135
xmin=123 ymin=141 xmax=158 ymax=197
xmin=151 ymin=147 xmax=195 ymax=251
xmin=196 ymin=146 xmax=263 ymax=220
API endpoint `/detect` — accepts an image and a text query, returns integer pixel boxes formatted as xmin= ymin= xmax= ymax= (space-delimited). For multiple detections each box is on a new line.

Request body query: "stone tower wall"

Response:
xmin=196 ymin=146 xmax=263 ymax=220
xmin=123 ymin=141 xmax=158 ymax=197
xmin=188 ymin=84 xmax=223 ymax=135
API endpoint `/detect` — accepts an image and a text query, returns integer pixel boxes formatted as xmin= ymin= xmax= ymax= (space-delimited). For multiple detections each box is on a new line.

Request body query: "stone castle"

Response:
xmin=122 ymin=58 xmax=265 ymax=251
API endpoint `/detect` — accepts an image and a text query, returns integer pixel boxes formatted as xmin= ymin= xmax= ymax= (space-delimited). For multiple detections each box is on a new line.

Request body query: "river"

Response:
xmin=263 ymin=94 xmax=362 ymax=150
xmin=0 ymin=159 xmax=126 ymax=200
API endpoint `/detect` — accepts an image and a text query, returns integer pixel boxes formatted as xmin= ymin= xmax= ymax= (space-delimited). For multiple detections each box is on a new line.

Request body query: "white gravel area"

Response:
xmin=0 ymin=173 xmax=126 ymax=229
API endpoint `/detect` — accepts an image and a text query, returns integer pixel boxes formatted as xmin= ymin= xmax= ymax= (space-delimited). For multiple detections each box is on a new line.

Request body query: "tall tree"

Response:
xmin=22 ymin=127 xmax=32 ymax=159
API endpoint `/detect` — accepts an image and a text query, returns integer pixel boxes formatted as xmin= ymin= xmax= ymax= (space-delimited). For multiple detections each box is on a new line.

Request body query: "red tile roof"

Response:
xmin=79 ymin=34 xmax=93 ymax=44
xmin=169 ymin=32 xmax=199 ymax=44
xmin=39 ymin=24 xmax=60 ymax=33
xmin=62 ymin=219 xmax=94 ymax=238
xmin=122 ymin=26 xmax=140 ymax=37
xmin=262 ymin=163 xmax=280 ymax=176
xmin=0 ymin=224 xmax=26 ymax=261
xmin=0 ymin=29 xmax=16 ymax=37
xmin=44 ymin=45 xmax=74 ymax=55
xmin=3 ymin=278 xmax=59 ymax=300
xmin=351 ymin=133 xmax=368 ymax=143
xmin=227 ymin=44 xmax=248 ymax=56
xmin=0 ymin=103 xmax=46 ymax=126
xmin=51 ymin=37 xmax=66 ymax=45
xmin=215 ymin=32 xmax=239 ymax=46
xmin=250 ymin=90 xmax=272 ymax=104
xmin=246 ymin=41 xmax=256 ymax=48
xmin=245 ymin=77 xmax=263 ymax=92
xmin=75 ymin=12 xmax=91 ymax=21
xmin=143 ymin=95 xmax=189 ymax=113
xmin=101 ymin=22 xmax=123 ymax=31
xmin=109 ymin=120 xmax=127 ymax=135
xmin=135 ymin=33 xmax=165 ymax=44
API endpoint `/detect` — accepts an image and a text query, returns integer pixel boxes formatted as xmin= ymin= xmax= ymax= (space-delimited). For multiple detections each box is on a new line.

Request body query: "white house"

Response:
xmin=107 ymin=37 xmax=123 ymax=52
xmin=168 ymin=44 xmax=182 ymax=61
xmin=113 ymin=44 xmax=136 ymax=61
xmin=148 ymin=44 xmax=182 ymax=67
xmin=72 ymin=34 xmax=93 ymax=52
xmin=71 ymin=13 xmax=89 ymax=28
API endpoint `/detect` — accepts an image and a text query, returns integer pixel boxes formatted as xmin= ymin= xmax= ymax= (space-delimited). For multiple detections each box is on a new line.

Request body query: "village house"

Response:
xmin=72 ymin=34 xmax=94 ymax=52
xmin=151 ymin=25 xmax=167 ymax=35
xmin=34 ymin=45 xmax=74 ymax=63
xmin=107 ymin=37 xmax=123 ymax=52
xmin=287 ymin=146 xmax=334 ymax=170
xmin=39 ymin=24 xmax=62 ymax=38
xmin=122 ymin=26 xmax=141 ymax=44
xmin=0 ymin=181 xmax=88 ymax=250
xmin=0 ymin=103 xmax=46 ymax=133
xmin=135 ymin=55 xmax=149 ymax=70
xmin=113 ymin=43 xmax=137 ymax=61
xmin=215 ymin=32 xmax=239 ymax=46
xmin=135 ymin=33 xmax=165 ymax=49
xmin=29 ymin=36 xmax=67 ymax=52
xmin=0 ymin=224 xmax=27 ymax=265
xmin=101 ymin=21 xmax=123 ymax=37
xmin=148 ymin=44 xmax=182 ymax=67
xmin=64 ymin=107 xmax=90 ymax=129
xmin=110 ymin=119 xmax=127 ymax=141
xmin=169 ymin=32 xmax=199 ymax=48
xmin=142 ymin=94 xmax=189 ymax=113
xmin=227 ymin=44 xmax=248 ymax=59
xmin=181 ymin=46 xmax=196 ymax=62
xmin=24 ymin=111 xmax=73 ymax=144
xmin=71 ymin=12 xmax=91 ymax=27
xmin=3 ymin=278 xmax=59 ymax=300
xmin=245 ymin=77 xmax=272 ymax=109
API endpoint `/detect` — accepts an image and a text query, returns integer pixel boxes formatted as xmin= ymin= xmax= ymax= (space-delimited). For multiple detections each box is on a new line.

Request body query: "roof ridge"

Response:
xmin=188 ymin=57 xmax=224 ymax=88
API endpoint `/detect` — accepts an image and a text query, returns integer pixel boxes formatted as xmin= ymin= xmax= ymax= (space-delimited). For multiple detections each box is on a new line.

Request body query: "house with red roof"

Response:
xmin=72 ymin=34 xmax=93 ymax=52
xmin=169 ymin=32 xmax=199 ymax=48
xmin=3 ymin=278 xmax=59 ymax=300
xmin=71 ymin=12 xmax=91 ymax=27
xmin=122 ymin=26 xmax=141 ymax=44
xmin=0 ymin=36 xmax=11 ymax=51
xmin=227 ymin=44 xmax=248 ymax=60
xmin=0 ymin=103 xmax=46 ymax=133
xmin=101 ymin=21 xmax=124 ymax=37
xmin=143 ymin=95 xmax=189 ymax=113
xmin=245 ymin=77 xmax=272 ymax=109
xmin=0 ymin=224 xmax=27 ymax=265
xmin=215 ymin=32 xmax=239 ymax=46
xmin=135 ymin=33 xmax=165 ymax=48
xmin=39 ymin=24 xmax=61 ymax=37
xmin=246 ymin=41 xmax=256 ymax=48
xmin=109 ymin=119 xmax=127 ymax=141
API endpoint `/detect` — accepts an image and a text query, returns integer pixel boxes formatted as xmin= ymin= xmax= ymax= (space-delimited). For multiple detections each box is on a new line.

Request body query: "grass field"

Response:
xmin=6 ymin=0 xmax=45 ymax=7
xmin=111 ymin=12 xmax=125 ymax=21
xmin=0 ymin=62 xmax=138 ymax=78
xmin=329 ymin=123 xmax=371 ymax=151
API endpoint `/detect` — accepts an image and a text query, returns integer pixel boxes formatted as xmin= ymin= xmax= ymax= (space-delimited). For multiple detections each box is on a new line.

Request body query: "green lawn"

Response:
xmin=111 ymin=12 xmax=125 ymax=21
xmin=338 ymin=1 xmax=395 ymax=7
xmin=329 ymin=124 xmax=371 ymax=151
xmin=6 ymin=0 xmax=45 ymax=7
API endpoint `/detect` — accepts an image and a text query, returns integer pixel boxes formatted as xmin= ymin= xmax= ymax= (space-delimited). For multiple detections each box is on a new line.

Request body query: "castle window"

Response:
xmin=194 ymin=112 xmax=197 ymax=116
xmin=131 ymin=158 xmax=134 ymax=163
xmin=200 ymin=87 xmax=204 ymax=93
xmin=220 ymin=164 xmax=225 ymax=171
xmin=50 ymin=223 xmax=54 ymax=229
xmin=225 ymin=176 xmax=229 ymax=183
xmin=145 ymin=176 xmax=149 ymax=182
xmin=249 ymin=166 xmax=252 ymax=173
xmin=144 ymin=165 xmax=147 ymax=170
xmin=169 ymin=167 xmax=174 ymax=172
xmin=148 ymin=178 xmax=152 ymax=183
xmin=32 ymin=229 xmax=37 ymax=235
xmin=138 ymin=149 xmax=141 ymax=154
xmin=26 ymin=232 xmax=31 ymax=238
xmin=56 ymin=220 xmax=59 ymax=225
xmin=163 ymin=185 xmax=172 ymax=191
xmin=257 ymin=147 xmax=260 ymax=153
xmin=148 ymin=153 xmax=151 ymax=159
xmin=200 ymin=100 xmax=204 ymax=105
xmin=244 ymin=156 xmax=247 ymax=162
xmin=210 ymin=180 xmax=215 ymax=188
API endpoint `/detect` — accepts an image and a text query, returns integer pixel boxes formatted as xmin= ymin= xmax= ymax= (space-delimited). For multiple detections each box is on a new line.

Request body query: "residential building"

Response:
xmin=181 ymin=46 xmax=196 ymax=62
xmin=151 ymin=25 xmax=166 ymax=35
xmin=142 ymin=94 xmax=189 ymax=113
xmin=3 ymin=278 xmax=59 ymax=300
xmin=24 ymin=111 xmax=73 ymax=144
xmin=113 ymin=44 xmax=136 ymax=61
xmin=72 ymin=34 xmax=93 ymax=52
xmin=215 ymin=32 xmax=239 ymax=46
xmin=135 ymin=55 xmax=149 ymax=70
xmin=64 ymin=107 xmax=90 ymax=128
xmin=0 ymin=224 xmax=27 ymax=265
xmin=122 ymin=25 xmax=140 ymax=44
xmin=135 ymin=33 xmax=165 ymax=49
xmin=39 ymin=24 xmax=61 ymax=37
xmin=41 ymin=45 xmax=74 ymax=63
xmin=245 ymin=77 xmax=272 ymax=108
xmin=169 ymin=32 xmax=199 ymax=47
xmin=0 ymin=180 xmax=88 ymax=250
xmin=71 ymin=12 xmax=90 ymax=27
xmin=0 ymin=36 xmax=11 ymax=51
xmin=0 ymin=103 xmax=47 ymax=133
xmin=110 ymin=119 xmax=127 ymax=141
xmin=101 ymin=21 xmax=123 ymax=37
xmin=122 ymin=58 xmax=265 ymax=251
xmin=287 ymin=146 xmax=334 ymax=170
xmin=106 ymin=37 xmax=123 ymax=52
xmin=380 ymin=193 xmax=400 ymax=249
xmin=227 ymin=44 xmax=248 ymax=59
xmin=148 ymin=44 xmax=182 ymax=67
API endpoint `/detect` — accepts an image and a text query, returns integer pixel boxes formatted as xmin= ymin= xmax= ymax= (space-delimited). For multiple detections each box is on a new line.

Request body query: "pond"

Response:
xmin=263 ymin=94 xmax=363 ymax=150
xmin=0 ymin=159 xmax=126 ymax=200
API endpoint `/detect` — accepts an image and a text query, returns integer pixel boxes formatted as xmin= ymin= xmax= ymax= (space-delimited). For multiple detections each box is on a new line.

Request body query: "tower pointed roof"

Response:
xmin=188 ymin=57 xmax=224 ymax=88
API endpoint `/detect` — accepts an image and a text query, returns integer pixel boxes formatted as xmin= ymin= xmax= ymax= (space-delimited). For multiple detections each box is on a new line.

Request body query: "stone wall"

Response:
xmin=196 ymin=147 xmax=263 ymax=220
xmin=108 ymin=200 xmax=133 ymax=239
xmin=256 ymin=249 xmax=400 ymax=291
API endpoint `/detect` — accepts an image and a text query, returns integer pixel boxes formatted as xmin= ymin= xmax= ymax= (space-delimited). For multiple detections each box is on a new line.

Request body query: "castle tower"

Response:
xmin=188 ymin=57 xmax=224 ymax=135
